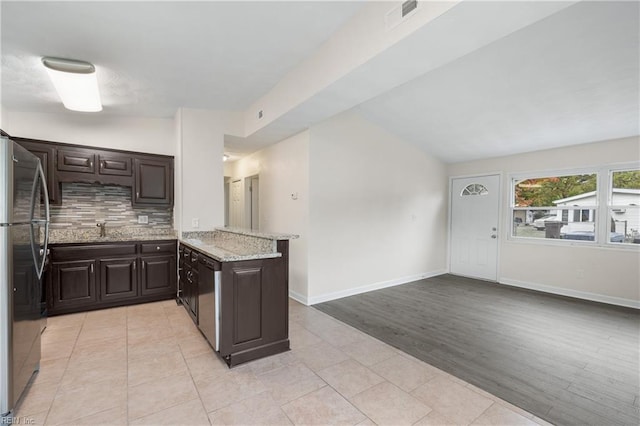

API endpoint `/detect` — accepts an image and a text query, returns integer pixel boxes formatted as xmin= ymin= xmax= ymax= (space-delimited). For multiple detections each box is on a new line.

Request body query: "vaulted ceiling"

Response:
xmin=2 ymin=1 xmax=638 ymax=163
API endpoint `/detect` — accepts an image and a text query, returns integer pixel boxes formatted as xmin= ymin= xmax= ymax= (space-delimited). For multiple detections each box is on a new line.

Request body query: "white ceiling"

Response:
xmin=357 ymin=0 xmax=640 ymax=163
xmin=1 ymin=1 xmax=638 ymax=163
xmin=1 ymin=1 xmax=364 ymax=117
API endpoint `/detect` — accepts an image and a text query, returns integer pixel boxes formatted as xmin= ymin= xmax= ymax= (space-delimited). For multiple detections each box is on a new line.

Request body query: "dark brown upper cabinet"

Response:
xmin=57 ymin=147 xmax=132 ymax=187
xmin=15 ymin=139 xmax=60 ymax=204
xmin=57 ymin=148 xmax=96 ymax=174
xmin=12 ymin=136 xmax=174 ymax=208
xmin=133 ymin=157 xmax=173 ymax=207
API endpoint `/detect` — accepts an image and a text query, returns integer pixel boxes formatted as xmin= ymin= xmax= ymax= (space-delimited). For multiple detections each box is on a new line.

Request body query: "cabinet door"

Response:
xmin=57 ymin=148 xmax=96 ymax=174
xmin=219 ymin=259 xmax=288 ymax=358
xmin=133 ymin=157 xmax=173 ymax=206
xmin=99 ymin=257 xmax=138 ymax=302
xmin=181 ymin=264 xmax=191 ymax=312
xmin=51 ymin=260 xmax=97 ymax=312
xmin=98 ymin=153 xmax=132 ymax=177
xmin=16 ymin=139 xmax=59 ymax=204
xmin=189 ymin=270 xmax=199 ymax=323
xmin=140 ymin=255 xmax=176 ymax=297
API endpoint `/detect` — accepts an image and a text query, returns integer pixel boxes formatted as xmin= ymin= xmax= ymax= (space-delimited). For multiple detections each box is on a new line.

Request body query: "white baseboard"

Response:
xmin=308 ymin=269 xmax=447 ymax=305
xmin=288 ymin=289 xmax=309 ymax=306
xmin=499 ymin=278 xmax=640 ymax=309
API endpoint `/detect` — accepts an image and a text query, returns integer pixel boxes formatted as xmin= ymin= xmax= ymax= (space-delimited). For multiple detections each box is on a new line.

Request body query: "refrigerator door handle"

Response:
xmin=29 ymin=161 xmax=50 ymax=280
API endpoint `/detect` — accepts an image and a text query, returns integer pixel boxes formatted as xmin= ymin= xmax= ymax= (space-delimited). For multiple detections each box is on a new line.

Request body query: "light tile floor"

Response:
xmin=12 ymin=299 xmax=553 ymax=425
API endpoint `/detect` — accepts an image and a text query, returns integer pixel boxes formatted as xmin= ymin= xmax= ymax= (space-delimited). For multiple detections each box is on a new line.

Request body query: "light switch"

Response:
xmin=138 ymin=215 xmax=148 ymax=224
xmin=192 ymin=218 xmax=199 ymax=228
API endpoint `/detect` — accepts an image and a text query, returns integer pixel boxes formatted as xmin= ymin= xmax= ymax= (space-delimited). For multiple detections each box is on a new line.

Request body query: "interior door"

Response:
xmin=229 ymin=179 xmax=243 ymax=227
xmin=450 ymin=175 xmax=500 ymax=281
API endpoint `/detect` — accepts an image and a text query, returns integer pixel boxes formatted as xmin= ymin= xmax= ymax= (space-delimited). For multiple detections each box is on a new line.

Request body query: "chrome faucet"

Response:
xmin=97 ymin=222 xmax=106 ymax=237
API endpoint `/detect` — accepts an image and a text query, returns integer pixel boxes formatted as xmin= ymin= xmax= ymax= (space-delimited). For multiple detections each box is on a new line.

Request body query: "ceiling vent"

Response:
xmin=386 ymin=0 xmax=420 ymax=31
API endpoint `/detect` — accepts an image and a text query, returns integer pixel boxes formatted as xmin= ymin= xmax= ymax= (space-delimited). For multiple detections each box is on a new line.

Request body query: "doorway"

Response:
xmin=449 ymin=174 xmax=500 ymax=281
xmin=223 ymin=177 xmax=230 ymax=227
xmin=245 ymin=175 xmax=259 ymax=230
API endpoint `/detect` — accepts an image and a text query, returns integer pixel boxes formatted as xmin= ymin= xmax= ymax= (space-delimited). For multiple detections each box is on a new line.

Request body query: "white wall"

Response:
xmin=225 ymin=131 xmax=310 ymax=300
xmin=176 ymin=108 xmax=225 ymax=232
xmin=448 ymin=136 xmax=640 ymax=306
xmin=174 ymin=109 xmax=183 ymax=234
xmin=2 ymin=110 xmax=175 ymax=155
xmin=307 ymin=111 xmax=448 ymax=304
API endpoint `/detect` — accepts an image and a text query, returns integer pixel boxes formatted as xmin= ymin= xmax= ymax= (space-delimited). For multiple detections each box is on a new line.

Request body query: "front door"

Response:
xmin=450 ymin=174 xmax=500 ymax=281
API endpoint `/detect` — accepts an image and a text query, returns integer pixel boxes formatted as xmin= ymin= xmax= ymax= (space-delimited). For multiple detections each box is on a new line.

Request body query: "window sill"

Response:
xmin=505 ymin=236 xmax=640 ymax=251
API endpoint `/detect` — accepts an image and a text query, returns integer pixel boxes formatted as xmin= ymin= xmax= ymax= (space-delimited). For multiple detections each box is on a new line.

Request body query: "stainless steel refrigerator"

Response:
xmin=0 ymin=137 xmax=50 ymax=417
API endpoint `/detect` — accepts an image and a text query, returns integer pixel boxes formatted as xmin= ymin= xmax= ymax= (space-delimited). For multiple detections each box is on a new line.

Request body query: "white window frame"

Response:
xmin=509 ymin=163 xmax=640 ymax=249
xmin=607 ymin=166 xmax=640 ymax=246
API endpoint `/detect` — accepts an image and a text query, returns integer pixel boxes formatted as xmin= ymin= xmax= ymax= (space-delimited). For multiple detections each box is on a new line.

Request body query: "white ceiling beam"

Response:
xmin=232 ymin=0 xmax=577 ymax=150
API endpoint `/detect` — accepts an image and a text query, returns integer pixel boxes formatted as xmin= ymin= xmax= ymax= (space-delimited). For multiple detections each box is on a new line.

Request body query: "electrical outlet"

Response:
xmin=138 ymin=215 xmax=148 ymax=224
xmin=192 ymin=218 xmax=199 ymax=228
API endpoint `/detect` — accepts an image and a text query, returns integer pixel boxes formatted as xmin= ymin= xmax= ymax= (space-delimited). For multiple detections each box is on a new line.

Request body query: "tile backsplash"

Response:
xmin=50 ymin=182 xmax=173 ymax=230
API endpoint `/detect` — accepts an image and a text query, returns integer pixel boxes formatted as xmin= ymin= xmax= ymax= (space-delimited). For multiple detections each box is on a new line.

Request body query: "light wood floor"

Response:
xmin=315 ymin=274 xmax=640 ymax=426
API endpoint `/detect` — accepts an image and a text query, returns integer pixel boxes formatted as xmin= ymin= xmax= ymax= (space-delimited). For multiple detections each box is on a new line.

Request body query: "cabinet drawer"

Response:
xmin=189 ymin=250 xmax=199 ymax=266
xmin=51 ymin=244 xmax=137 ymax=261
xmin=198 ymin=255 xmax=221 ymax=271
xmin=141 ymin=241 xmax=176 ymax=254
xmin=183 ymin=247 xmax=192 ymax=262
xmin=99 ymin=153 xmax=132 ymax=176
xmin=57 ymin=148 xmax=96 ymax=174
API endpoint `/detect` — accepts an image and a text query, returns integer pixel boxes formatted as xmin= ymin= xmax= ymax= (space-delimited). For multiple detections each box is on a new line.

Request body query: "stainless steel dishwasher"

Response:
xmin=197 ymin=255 xmax=221 ymax=351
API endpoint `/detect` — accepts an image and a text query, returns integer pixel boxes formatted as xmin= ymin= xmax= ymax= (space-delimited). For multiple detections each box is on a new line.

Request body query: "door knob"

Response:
xmin=491 ymin=235 xmax=497 ymax=239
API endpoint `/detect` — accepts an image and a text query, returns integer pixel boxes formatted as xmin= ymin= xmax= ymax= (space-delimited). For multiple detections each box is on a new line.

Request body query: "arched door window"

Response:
xmin=461 ymin=183 xmax=489 ymax=196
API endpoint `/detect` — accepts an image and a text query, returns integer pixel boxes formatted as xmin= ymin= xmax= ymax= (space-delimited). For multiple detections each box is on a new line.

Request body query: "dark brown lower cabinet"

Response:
xmin=48 ymin=240 xmax=176 ymax=315
xmin=179 ymin=240 xmax=290 ymax=367
xmin=141 ymin=255 xmax=176 ymax=297
xmin=178 ymin=246 xmax=198 ymax=324
xmin=51 ymin=260 xmax=97 ymax=311
xmin=99 ymin=257 xmax=138 ymax=302
xmin=219 ymin=257 xmax=289 ymax=366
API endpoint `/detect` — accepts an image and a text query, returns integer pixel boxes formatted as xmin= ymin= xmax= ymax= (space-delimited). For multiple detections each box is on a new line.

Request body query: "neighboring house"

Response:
xmin=552 ymin=189 xmax=640 ymax=237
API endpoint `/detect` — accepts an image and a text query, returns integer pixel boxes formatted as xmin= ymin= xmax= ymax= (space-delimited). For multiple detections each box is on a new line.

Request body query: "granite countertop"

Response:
xmin=48 ymin=228 xmax=177 ymax=244
xmin=214 ymin=227 xmax=299 ymax=240
xmin=179 ymin=238 xmax=282 ymax=262
xmin=179 ymin=227 xmax=298 ymax=262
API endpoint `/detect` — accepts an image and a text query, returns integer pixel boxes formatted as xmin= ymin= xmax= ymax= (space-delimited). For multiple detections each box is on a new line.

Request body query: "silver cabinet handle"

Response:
xmin=157 ymin=246 xmax=160 ymax=251
xmin=90 ymin=263 xmax=94 ymax=273
xmin=133 ymin=261 xmax=136 ymax=270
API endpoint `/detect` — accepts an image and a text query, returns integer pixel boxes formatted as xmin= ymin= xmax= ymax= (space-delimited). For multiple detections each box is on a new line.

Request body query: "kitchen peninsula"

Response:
xmin=179 ymin=227 xmax=298 ymax=367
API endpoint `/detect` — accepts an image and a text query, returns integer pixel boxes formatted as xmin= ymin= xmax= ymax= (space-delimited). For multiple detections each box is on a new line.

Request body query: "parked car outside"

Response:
xmin=532 ymin=215 xmax=558 ymax=230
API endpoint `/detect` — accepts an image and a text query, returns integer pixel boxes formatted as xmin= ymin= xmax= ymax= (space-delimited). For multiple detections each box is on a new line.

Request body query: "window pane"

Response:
xmin=462 ymin=183 xmax=488 ymax=196
xmin=514 ymin=174 xmax=597 ymax=207
xmin=611 ymin=170 xmax=640 ymax=206
xmin=610 ymin=208 xmax=640 ymax=244
xmin=512 ymin=210 xmax=596 ymax=241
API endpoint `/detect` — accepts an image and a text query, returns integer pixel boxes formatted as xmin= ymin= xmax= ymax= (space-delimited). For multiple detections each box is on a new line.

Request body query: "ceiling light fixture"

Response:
xmin=223 ymin=154 xmax=230 ymax=162
xmin=42 ymin=57 xmax=102 ymax=112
